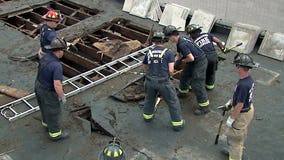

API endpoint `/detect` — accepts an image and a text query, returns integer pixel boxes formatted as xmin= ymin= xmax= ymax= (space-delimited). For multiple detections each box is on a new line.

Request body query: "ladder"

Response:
xmin=0 ymin=46 xmax=153 ymax=122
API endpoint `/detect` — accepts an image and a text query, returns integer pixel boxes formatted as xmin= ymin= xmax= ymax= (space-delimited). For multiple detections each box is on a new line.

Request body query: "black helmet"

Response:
xmin=163 ymin=25 xmax=179 ymax=36
xmin=44 ymin=37 xmax=67 ymax=51
xmin=186 ymin=24 xmax=202 ymax=34
xmin=151 ymin=32 xmax=167 ymax=42
xmin=98 ymin=138 xmax=126 ymax=160
xmin=233 ymin=53 xmax=259 ymax=68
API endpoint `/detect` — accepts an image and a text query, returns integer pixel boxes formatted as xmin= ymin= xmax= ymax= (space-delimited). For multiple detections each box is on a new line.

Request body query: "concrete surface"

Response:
xmin=159 ymin=0 xmax=284 ymax=33
xmin=0 ymin=0 xmax=283 ymax=160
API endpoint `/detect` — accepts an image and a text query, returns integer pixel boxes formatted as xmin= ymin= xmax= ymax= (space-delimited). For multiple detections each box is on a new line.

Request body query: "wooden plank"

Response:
xmin=111 ymin=24 xmax=148 ymax=43
xmin=63 ymin=50 xmax=100 ymax=70
xmin=61 ymin=62 xmax=81 ymax=77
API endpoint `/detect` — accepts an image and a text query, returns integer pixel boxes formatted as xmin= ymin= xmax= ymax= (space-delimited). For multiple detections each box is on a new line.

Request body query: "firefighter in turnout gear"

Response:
xmin=35 ymin=37 xmax=69 ymax=141
xmin=163 ymin=25 xmax=210 ymax=115
xmin=98 ymin=138 xmax=127 ymax=160
xmin=142 ymin=32 xmax=184 ymax=131
xmin=186 ymin=24 xmax=225 ymax=90
xmin=220 ymin=54 xmax=258 ymax=160
xmin=39 ymin=10 xmax=62 ymax=59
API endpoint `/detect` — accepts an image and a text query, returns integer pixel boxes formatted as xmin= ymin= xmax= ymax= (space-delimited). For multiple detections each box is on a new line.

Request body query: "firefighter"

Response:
xmin=35 ymin=37 xmax=69 ymax=141
xmin=39 ymin=10 xmax=62 ymax=59
xmin=163 ymin=25 xmax=210 ymax=115
xmin=98 ymin=138 xmax=127 ymax=160
xmin=219 ymin=54 xmax=258 ymax=160
xmin=142 ymin=32 xmax=184 ymax=131
xmin=186 ymin=24 xmax=226 ymax=90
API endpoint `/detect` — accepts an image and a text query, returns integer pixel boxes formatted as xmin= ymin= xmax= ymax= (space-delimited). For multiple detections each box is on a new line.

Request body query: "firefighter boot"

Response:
xmin=194 ymin=106 xmax=210 ymax=115
xmin=49 ymin=131 xmax=70 ymax=141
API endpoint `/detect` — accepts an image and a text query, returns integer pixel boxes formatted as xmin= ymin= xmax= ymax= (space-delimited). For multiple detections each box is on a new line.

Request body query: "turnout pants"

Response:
xmin=226 ymin=105 xmax=254 ymax=160
xmin=143 ymin=77 xmax=183 ymax=125
xmin=179 ymin=56 xmax=209 ymax=107
xmin=35 ymin=81 xmax=62 ymax=137
xmin=205 ymin=52 xmax=218 ymax=89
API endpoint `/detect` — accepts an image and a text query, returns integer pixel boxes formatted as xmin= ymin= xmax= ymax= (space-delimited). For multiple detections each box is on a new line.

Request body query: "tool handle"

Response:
xmin=236 ymin=42 xmax=243 ymax=47
xmin=214 ymin=110 xmax=226 ymax=145
xmin=214 ymin=135 xmax=220 ymax=145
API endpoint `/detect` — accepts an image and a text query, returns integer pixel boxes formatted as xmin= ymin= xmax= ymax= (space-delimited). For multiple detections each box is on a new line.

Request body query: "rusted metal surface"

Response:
xmin=1 ymin=0 xmax=100 ymax=38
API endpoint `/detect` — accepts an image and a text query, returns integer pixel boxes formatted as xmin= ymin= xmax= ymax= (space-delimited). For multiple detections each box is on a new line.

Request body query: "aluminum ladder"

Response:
xmin=0 ymin=46 xmax=153 ymax=121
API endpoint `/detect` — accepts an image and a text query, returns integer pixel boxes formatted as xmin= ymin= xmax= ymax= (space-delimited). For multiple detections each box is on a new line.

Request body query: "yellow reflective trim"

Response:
xmin=172 ymin=120 xmax=184 ymax=126
xmin=143 ymin=114 xmax=154 ymax=119
xmin=206 ymin=84 xmax=215 ymax=89
xmin=106 ymin=150 xmax=112 ymax=157
xmin=41 ymin=121 xmax=47 ymax=127
xmin=188 ymin=85 xmax=192 ymax=90
xmin=104 ymin=148 xmax=108 ymax=154
xmin=199 ymin=100 xmax=209 ymax=107
xmin=148 ymin=50 xmax=153 ymax=57
xmin=49 ymin=130 xmax=62 ymax=138
xmin=178 ymin=88 xmax=189 ymax=93
xmin=158 ymin=48 xmax=168 ymax=58
xmin=113 ymin=150 xmax=119 ymax=158
xmin=229 ymin=156 xmax=238 ymax=160
xmin=119 ymin=149 xmax=123 ymax=155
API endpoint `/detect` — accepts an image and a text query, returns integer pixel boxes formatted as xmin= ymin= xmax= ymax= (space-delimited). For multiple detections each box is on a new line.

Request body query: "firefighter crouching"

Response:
xmin=39 ymin=10 xmax=62 ymax=59
xmin=163 ymin=25 xmax=210 ymax=115
xmin=186 ymin=24 xmax=226 ymax=90
xmin=35 ymin=37 xmax=69 ymax=141
xmin=142 ymin=32 xmax=184 ymax=131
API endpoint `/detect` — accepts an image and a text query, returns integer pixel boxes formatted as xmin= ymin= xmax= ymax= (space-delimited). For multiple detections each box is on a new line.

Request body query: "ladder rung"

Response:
xmin=119 ymin=60 xmax=130 ymax=67
xmin=68 ymin=81 xmax=80 ymax=89
xmin=8 ymin=107 xmax=18 ymax=115
xmin=82 ymin=75 xmax=93 ymax=83
xmin=129 ymin=56 xmax=141 ymax=62
xmin=23 ymin=99 xmax=34 ymax=109
xmin=107 ymin=66 xmax=117 ymax=72
xmin=95 ymin=71 xmax=106 ymax=77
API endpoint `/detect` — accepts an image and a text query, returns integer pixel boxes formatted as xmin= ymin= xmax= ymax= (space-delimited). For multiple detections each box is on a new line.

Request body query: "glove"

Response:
xmin=217 ymin=99 xmax=232 ymax=111
xmin=59 ymin=96 xmax=67 ymax=104
xmin=66 ymin=42 xmax=78 ymax=52
xmin=224 ymin=99 xmax=232 ymax=111
xmin=226 ymin=116 xmax=235 ymax=127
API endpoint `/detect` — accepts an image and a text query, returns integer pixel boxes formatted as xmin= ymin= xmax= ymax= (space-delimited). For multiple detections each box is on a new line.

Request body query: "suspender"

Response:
xmin=148 ymin=48 xmax=168 ymax=77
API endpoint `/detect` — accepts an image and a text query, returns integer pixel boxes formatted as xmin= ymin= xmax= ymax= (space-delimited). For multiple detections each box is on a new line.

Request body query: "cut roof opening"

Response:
xmin=1 ymin=0 xmax=101 ymax=38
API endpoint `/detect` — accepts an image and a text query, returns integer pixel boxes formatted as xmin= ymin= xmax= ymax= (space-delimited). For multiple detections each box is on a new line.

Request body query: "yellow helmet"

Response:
xmin=98 ymin=138 xmax=126 ymax=160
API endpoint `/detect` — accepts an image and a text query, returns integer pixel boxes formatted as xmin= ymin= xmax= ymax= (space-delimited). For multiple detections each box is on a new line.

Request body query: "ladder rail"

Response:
xmin=0 ymin=46 xmax=153 ymax=121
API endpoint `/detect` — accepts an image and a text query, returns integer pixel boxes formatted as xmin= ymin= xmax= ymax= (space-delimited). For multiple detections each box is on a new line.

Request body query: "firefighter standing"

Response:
xmin=186 ymin=24 xmax=225 ymax=90
xmin=39 ymin=10 xmax=62 ymax=59
xmin=35 ymin=37 xmax=69 ymax=141
xmin=220 ymin=54 xmax=258 ymax=160
xmin=142 ymin=32 xmax=184 ymax=131
xmin=163 ymin=25 xmax=210 ymax=115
